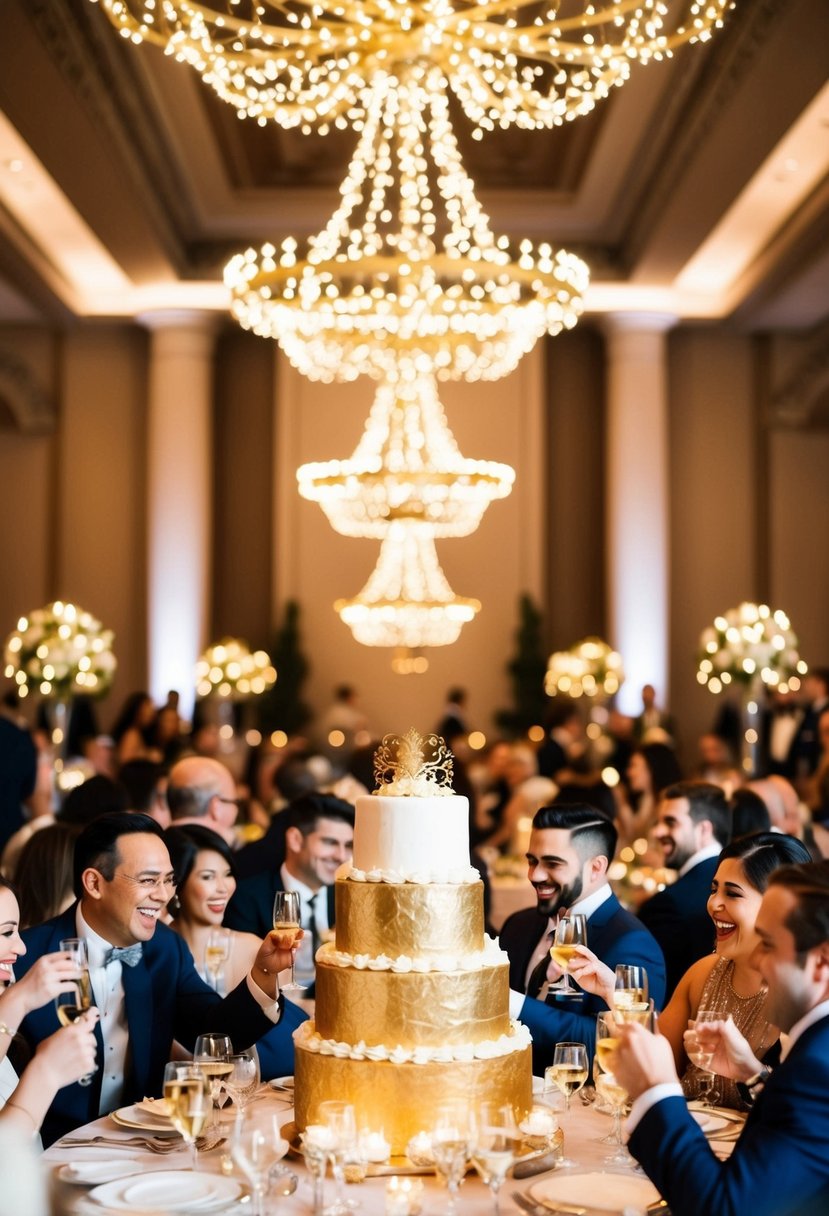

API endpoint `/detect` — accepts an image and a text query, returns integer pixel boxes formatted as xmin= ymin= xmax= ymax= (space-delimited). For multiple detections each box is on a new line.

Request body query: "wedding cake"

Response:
xmin=293 ymin=730 xmax=533 ymax=1155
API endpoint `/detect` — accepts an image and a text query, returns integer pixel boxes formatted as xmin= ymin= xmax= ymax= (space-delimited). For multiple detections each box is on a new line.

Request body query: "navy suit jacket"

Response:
xmin=629 ymin=1014 xmax=829 ymax=1216
xmin=17 ymin=905 xmax=306 ymax=1145
xmin=500 ymin=891 xmax=666 ymax=1074
xmin=225 ymin=870 xmax=336 ymax=939
xmin=637 ymin=856 xmax=718 ymax=998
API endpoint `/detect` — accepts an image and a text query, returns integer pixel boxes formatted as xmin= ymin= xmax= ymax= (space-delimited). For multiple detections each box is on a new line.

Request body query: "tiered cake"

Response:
xmin=293 ymin=730 xmax=533 ymax=1155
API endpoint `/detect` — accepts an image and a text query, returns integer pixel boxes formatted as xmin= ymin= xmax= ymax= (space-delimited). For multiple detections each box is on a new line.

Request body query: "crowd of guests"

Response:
xmin=0 ymin=672 xmax=828 ymax=1213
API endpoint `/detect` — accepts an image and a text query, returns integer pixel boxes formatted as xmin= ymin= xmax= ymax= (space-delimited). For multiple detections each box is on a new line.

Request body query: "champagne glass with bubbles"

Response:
xmin=545 ymin=1042 xmax=588 ymax=1167
xmin=613 ymin=964 xmax=649 ymax=1019
xmin=549 ymin=914 xmax=587 ymax=995
xmin=272 ymin=891 xmax=305 ymax=992
xmin=55 ymin=938 xmax=95 ymax=1086
xmin=163 ymin=1061 xmax=211 ymax=1169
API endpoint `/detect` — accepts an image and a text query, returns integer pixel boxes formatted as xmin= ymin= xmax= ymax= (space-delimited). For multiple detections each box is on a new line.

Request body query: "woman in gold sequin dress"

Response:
xmin=658 ymin=832 xmax=810 ymax=1110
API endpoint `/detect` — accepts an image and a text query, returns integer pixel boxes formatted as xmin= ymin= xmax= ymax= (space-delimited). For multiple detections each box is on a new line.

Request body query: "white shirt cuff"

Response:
xmin=246 ymin=973 xmax=282 ymax=1023
xmin=625 ymin=1083 xmax=684 ymax=1136
xmin=509 ymin=989 xmax=527 ymax=1020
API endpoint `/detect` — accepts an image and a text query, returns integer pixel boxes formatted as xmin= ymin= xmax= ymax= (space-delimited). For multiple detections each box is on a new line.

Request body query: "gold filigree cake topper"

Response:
xmin=373 ymin=729 xmax=454 ymax=796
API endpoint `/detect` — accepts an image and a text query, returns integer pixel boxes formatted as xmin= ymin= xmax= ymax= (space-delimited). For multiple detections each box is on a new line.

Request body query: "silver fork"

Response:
xmin=58 ymin=1134 xmax=182 ymax=1154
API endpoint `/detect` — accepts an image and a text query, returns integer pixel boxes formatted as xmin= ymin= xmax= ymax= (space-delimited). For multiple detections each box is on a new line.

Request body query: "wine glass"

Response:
xmin=687 ymin=1008 xmax=722 ymax=1107
xmin=230 ymin=1108 xmax=290 ymax=1216
xmin=595 ymin=1011 xmax=633 ymax=1165
xmin=224 ymin=1047 xmax=261 ymax=1117
xmin=613 ymin=964 xmax=649 ymax=1018
xmin=471 ymin=1102 xmax=521 ymax=1215
xmin=318 ymin=1100 xmax=358 ymax=1215
xmin=431 ymin=1101 xmax=471 ymax=1215
xmin=548 ymin=914 xmax=588 ymax=994
xmin=545 ymin=1042 xmax=588 ymax=1167
xmin=163 ymin=1061 xmax=212 ymax=1169
xmin=193 ymin=1032 xmax=233 ymax=1133
xmin=204 ymin=928 xmax=231 ymax=993
xmin=272 ymin=890 xmax=305 ymax=992
xmin=56 ymin=938 xmax=95 ymax=1087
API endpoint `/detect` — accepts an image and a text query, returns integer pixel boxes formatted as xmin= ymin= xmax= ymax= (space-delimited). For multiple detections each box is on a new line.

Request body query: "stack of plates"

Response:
xmin=111 ymin=1103 xmax=177 ymax=1135
xmin=81 ymin=1171 xmax=246 ymax=1213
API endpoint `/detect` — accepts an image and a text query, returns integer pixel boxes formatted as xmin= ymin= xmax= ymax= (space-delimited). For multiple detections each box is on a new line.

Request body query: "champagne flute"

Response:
xmin=204 ymin=928 xmax=231 ymax=992
xmin=230 ymin=1108 xmax=290 ymax=1216
xmin=224 ymin=1047 xmax=261 ymax=1116
xmin=548 ymin=914 xmax=588 ymax=994
xmin=432 ymin=1101 xmax=471 ymax=1216
xmin=595 ymin=1011 xmax=633 ymax=1165
xmin=318 ymin=1100 xmax=358 ymax=1216
xmin=687 ymin=1008 xmax=722 ymax=1107
xmin=613 ymin=964 xmax=649 ymax=1018
xmin=56 ymin=938 xmax=95 ymax=1086
xmin=163 ymin=1061 xmax=212 ymax=1169
xmin=193 ymin=1032 xmax=233 ymax=1133
xmin=272 ymin=890 xmax=305 ymax=992
xmin=471 ymin=1102 xmax=521 ymax=1215
xmin=545 ymin=1042 xmax=588 ymax=1167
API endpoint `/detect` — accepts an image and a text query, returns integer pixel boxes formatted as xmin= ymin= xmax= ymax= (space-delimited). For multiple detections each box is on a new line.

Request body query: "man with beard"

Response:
xmin=499 ymin=803 xmax=665 ymax=1074
xmin=638 ymin=782 xmax=730 ymax=997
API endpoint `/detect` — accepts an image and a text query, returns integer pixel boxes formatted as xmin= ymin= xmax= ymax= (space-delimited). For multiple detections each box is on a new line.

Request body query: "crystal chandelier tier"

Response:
xmin=225 ymin=63 xmax=589 ymax=383
xmin=95 ymin=1 xmax=734 ymax=131
xmin=335 ymin=521 xmax=480 ymax=648
xmin=296 ymin=369 xmax=514 ymax=538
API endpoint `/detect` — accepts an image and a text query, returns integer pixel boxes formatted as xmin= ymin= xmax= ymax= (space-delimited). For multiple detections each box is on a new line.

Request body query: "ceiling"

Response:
xmin=0 ymin=0 xmax=827 ymax=333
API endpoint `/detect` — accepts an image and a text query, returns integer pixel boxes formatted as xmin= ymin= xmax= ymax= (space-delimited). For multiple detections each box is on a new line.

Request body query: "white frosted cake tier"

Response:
xmin=352 ymin=793 xmax=470 ymax=876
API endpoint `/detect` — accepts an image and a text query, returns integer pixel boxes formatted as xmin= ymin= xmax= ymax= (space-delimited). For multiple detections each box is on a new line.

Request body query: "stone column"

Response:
xmin=141 ymin=311 xmax=218 ymax=721
xmin=603 ymin=314 xmax=676 ymax=717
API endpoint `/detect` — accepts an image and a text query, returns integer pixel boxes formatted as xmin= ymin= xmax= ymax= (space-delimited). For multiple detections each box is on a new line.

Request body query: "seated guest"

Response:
xmin=14 ymin=813 xmax=302 ymax=1145
xmin=499 ymin=803 xmax=665 ymax=1073
xmin=637 ymin=782 xmax=731 ymax=997
xmin=14 ymin=823 xmax=79 ymax=929
xmin=225 ymin=794 xmax=354 ymax=991
xmin=234 ymin=755 xmax=328 ymax=880
xmin=165 ymin=824 xmax=307 ymax=1078
xmin=616 ymin=742 xmax=683 ymax=844
xmin=730 ymin=787 xmax=772 ymax=839
xmin=166 ymin=755 xmax=241 ymax=848
xmin=614 ymin=860 xmax=829 ymax=1216
xmin=0 ymin=876 xmax=98 ymax=1135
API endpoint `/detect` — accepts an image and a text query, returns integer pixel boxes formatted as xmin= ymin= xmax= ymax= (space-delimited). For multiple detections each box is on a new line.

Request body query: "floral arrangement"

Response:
xmin=544 ymin=636 xmax=624 ymax=698
xmin=195 ymin=638 xmax=276 ymax=699
xmin=3 ymin=601 xmax=116 ymax=700
xmin=697 ymin=602 xmax=807 ymax=694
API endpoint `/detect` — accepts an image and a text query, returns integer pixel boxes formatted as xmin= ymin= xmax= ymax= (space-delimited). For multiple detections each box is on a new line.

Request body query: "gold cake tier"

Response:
xmin=295 ymin=1039 xmax=533 ymax=1157
xmin=335 ymin=877 xmax=484 ymax=960
xmin=314 ymin=951 xmax=510 ymax=1048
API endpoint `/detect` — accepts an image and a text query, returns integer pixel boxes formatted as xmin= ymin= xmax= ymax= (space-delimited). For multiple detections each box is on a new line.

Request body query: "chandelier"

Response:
xmin=297 ymin=369 xmax=514 ymax=537
xmin=335 ymin=521 xmax=480 ymax=648
xmin=94 ymin=1 xmax=734 ymax=131
xmin=225 ymin=63 xmax=588 ymax=383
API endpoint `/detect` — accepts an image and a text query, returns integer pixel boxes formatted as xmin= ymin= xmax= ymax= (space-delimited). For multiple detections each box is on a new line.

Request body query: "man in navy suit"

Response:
xmin=225 ymin=794 xmax=354 ymax=989
xmin=499 ymin=804 xmax=666 ymax=1073
xmin=616 ymin=860 xmax=829 ymax=1216
xmin=638 ymin=782 xmax=730 ymax=997
xmin=16 ymin=812 xmax=303 ymax=1146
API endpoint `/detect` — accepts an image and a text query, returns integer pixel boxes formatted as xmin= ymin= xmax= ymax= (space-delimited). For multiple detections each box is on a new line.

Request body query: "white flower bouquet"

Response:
xmin=3 ymin=600 xmax=116 ymax=700
xmin=697 ymin=602 xmax=807 ymax=694
xmin=195 ymin=638 xmax=276 ymax=699
xmin=545 ymin=636 xmax=624 ymax=698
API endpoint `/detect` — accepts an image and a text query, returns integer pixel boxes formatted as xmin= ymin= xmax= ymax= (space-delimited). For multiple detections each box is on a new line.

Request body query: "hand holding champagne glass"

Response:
xmin=545 ymin=1041 xmax=588 ymax=1168
xmin=549 ymin=914 xmax=587 ymax=994
xmin=163 ymin=1061 xmax=212 ymax=1168
xmin=55 ymin=938 xmax=95 ymax=1086
xmin=272 ymin=890 xmax=305 ymax=992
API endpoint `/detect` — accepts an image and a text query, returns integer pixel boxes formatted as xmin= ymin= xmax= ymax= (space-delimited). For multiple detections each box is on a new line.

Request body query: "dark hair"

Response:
xmin=544 ymin=700 xmax=581 ymax=731
xmin=637 ymin=743 xmax=683 ymax=797
xmin=532 ymin=803 xmax=617 ymax=864
xmin=284 ymin=792 xmax=355 ymax=837
xmin=769 ymin=860 xmax=829 ymax=959
xmin=164 ymin=824 xmax=236 ymax=892
xmin=119 ymin=759 xmax=165 ymax=814
xmin=273 ymin=754 xmax=323 ymax=802
xmin=72 ymin=811 xmax=166 ymax=898
xmin=110 ymin=691 xmax=154 ymax=745
xmin=662 ymin=781 xmax=731 ymax=845
xmin=553 ymin=782 xmax=616 ymax=822
xmin=729 ymin=788 xmax=772 ymax=838
xmin=15 ymin=823 xmax=80 ymax=928
xmin=717 ymin=831 xmax=811 ymax=893
xmin=58 ymin=774 xmax=130 ymax=825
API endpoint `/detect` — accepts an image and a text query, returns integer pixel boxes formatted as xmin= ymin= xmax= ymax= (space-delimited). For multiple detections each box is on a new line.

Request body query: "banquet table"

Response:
xmin=41 ymin=1086 xmax=744 ymax=1215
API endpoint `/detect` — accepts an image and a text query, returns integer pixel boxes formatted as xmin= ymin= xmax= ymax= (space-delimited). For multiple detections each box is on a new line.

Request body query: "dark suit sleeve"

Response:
xmin=255 ymin=996 xmax=309 ymax=1080
xmin=637 ymin=889 xmax=689 ymax=997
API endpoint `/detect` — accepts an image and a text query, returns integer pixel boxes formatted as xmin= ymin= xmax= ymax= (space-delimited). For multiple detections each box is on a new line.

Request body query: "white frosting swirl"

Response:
xmin=318 ymin=936 xmax=507 ymax=975
xmin=293 ymin=1019 xmax=531 ymax=1065
xmin=344 ymin=862 xmax=480 ymax=886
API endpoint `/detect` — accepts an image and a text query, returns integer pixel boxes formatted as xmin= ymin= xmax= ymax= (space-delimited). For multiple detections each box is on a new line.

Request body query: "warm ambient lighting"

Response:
xmin=297 ymin=371 xmax=514 ymax=537
xmin=545 ymin=636 xmax=624 ymax=698
xmin=93 ymin=1 xmax=734 ymax=132
xmin=336 ymin=521 xmax=480 ymax=649
xmin=225 ymin=64 xmax=588 ymax=383
xmin=696 ymin=602 xmax=806 ymax=695
xmin=195 ymin=637 xmax=277 ymax=698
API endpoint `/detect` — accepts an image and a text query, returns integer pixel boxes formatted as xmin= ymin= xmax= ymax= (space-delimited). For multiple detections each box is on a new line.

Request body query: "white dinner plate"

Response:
xmin=87 ymin=1170 xmax=244 ymax=1212
xmin=529 ymin=1169 xmax=661 ymax=1213
xmin=57 ymin=1160 xmax=140 ymax=1187
xmin=110 ymin=1104 xmax=177 ymax=1134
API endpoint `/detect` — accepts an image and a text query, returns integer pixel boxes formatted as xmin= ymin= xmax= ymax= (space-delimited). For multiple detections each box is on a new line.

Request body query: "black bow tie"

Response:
xmin=104 ymin=944 xmax=143 ymax=968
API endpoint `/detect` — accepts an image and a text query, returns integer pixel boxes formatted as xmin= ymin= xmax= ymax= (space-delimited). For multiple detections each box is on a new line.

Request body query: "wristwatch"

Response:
xmin=736 ymin=1065 xmax=772 ymax=1105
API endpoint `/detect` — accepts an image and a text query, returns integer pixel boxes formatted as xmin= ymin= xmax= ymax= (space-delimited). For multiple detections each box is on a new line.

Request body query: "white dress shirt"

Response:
xmin=677 ymin=841 xmax=722 ymax=879
xmin=76 ymin=906 xmax=132 ymax=1116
